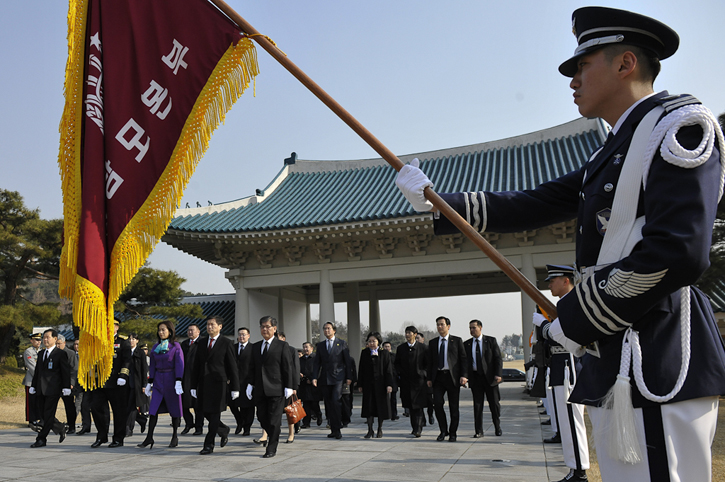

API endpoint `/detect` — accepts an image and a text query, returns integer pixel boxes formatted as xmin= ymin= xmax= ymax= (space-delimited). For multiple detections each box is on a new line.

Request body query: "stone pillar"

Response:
xmin=369 ymin=288 xmax=381 ymax=334
xmin=319 ymin=269 xmax=335 ymax=338
xmin=226 ymin=270 xmax=249 ymax=335
xmin=306 ymin=303 xmax=312 ymax=344
xmin=520 ymin=253 xmax=536 ymax=361
xmin=277 ymin=288 xmax=285 ymax=333
xmin=346 ymin=282 xmax=361 ymax=364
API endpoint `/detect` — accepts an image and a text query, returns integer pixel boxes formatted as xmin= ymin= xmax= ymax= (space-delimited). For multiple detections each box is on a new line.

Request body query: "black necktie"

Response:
xmin=604 ymin=130 xmax=614 ymax=145
xmin=262 ymin=341 xmax=268 ymax=356
xmin=475 ymin=339 xmax=482 ymax=374
xmin=438 ymin=338 xmax=446 ymax=369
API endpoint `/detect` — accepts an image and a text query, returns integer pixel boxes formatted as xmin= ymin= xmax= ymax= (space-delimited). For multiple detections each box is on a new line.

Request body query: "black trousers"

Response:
xmin=36 ymin=394 xmax=64 ymax=442
xmin=79 ymin=389 xmax=93 ymax=430
xmin=230 ymin=402 xmax=255 ymax=431
xmin=321 ymin=382 xmax=344 ymax=433
xmin=410 ymin=407 xmax=424 ymax=433
xmin=61 ymin=393 xmax=77 ymax=427
xmin=256 ymin=395 xmax=285 ymax=453
xmin=91 ymin=384 xmax=128 ymax=443
xmin=203 ymin=412 xmax=229 ymax=448
xmin=183 ymin=396 xmax=203 ymax=430
xmin=432 ymin=372 xmax=460 ymax=436
xmin=301 ymin=399 xmax=321 ymax=425
xmin=25 ymin=386 xmax=38 ymax=422
xmin=389 ymin=390 xmax=398 ymax=419
xmin=470 ymin=377 xmax=501 ymax=434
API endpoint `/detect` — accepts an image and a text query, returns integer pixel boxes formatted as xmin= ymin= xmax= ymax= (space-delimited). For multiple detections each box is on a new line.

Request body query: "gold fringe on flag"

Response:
xmin=57 ymin=0 xmax=260 ymax=389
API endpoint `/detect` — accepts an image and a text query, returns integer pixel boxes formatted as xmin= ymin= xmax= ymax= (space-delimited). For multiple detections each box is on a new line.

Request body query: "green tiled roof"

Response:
xmin=169 ymin=117 xmax=607 ymax=234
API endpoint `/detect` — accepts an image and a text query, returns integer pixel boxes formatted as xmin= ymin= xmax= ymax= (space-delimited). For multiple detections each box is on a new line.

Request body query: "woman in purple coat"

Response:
xmin=138 ymin=320 xmax=184 ymax=449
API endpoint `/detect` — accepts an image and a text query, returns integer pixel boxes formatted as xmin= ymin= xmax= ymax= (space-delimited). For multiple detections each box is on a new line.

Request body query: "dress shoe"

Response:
xmin=544 ymin=433 xmax=562 ymax=443
xmin=541 ymin=419 xmax=551 ymax=425
xmin=473 ymin=433 xmax=483 ymax=438
xmin=376 ymin=428 xmax=383 ymax=438
xmin=364 ymin=428 xmax=374 ymax=439
xmin=59 ymin=425 xmax=67 ymax=444
xmin=77 ymin=427 xmax=91 ymax=435
xmin=300 ymin=424 xmax=310 ymax=429
xmin=180 ymin=426 xmax=192 ymax=435
xmin=30 ymin=440 xmax=46 ymax=448
xmin=169 ymin=434 xmax=178 ymax=448
xmin=295 ymin=425 xmax=300 ymax=434
xmin=428 ymin=415 xmax=435 ymax=425
xmin=316 ymin=417 xmax=323 ymax=426
xmin=199 ymin=446 xmax=214 ymax=455
xmin=448 ymin=435 xmax=457 ymax=442
xmin=557 ymin=469 xmax=588 ymax=481
xmin=413 ymin=431 xmax=422 ymax=438
xmin=90 ymin=439 xmax=107 ymax=448
xmin=220 ymin=427 xmax=230 ymax=448
xmin=108 ymin=440 xmax=124 ymax=448
xmin=392 ymin=416 xmax=399 ymax=421
xmin=192 ymin=429 xmax=204 ymax=435
xmin=262 ymin=451 xmax=276 ymax=458
xmin=137 ymin=437 xmax=154 ymax=449
xmin=242 ymin=429 xmax=251 ymax=436
xmin=66 ymin=428 xmax=76 ymax=435
xmin=286 ymin=437 xmax=294 ymax=443
xmin=253 ymin=438 xmax=268 ymax=447
xmin=495 ymin=427 xmax=503 ymax=436
xmin=126 ymin=429 xmax=133 ymax=438
xmin=235 ymin=425 xmax=242 ymax=435
xmin=139 ymin=418 xmax=147 ymax=433
xmin=436 ymin=432 xmax=448 ymax=442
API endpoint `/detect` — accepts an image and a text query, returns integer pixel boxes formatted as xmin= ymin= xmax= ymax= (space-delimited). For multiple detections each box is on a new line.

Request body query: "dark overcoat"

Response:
xmin=357 ymin=348 xmax=394 ymax=419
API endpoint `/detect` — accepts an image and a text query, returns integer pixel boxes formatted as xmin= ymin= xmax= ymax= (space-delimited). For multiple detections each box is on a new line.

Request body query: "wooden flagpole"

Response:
xmin=208 ymin=0 xmax=558 ymax=319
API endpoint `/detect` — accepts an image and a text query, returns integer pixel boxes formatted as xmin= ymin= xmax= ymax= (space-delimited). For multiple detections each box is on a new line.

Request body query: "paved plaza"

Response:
xmin=0 ymin=383 xmax=571 ymax=481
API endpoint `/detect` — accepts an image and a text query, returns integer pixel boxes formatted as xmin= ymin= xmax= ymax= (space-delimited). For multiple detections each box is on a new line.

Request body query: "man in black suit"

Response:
xmin=29 ymin=329 xmax=70 ymax=447
xmin=126 ymin=332 xmax=149 ymax=437
xmin=191 ymin=315 xmax=240 ymax=455
xmin=299 ymin=342 xmax=322 ymax=428
xmin=246 ymin=316 xmax=294 ymax=458
xmin=427 ymin=316 xmax=467 ymax=442
xmin=231 ymin=326 xmax=254 ymax=435
xmin=56 ymin=335 xmax=78 ymax=434
xmin=91 ymin=320 xmax=131 ymax=448
xmin=382 ymin=341 xmax=399 ymax=420
xmin=395 ymin=326 xmax=428 ymax=437
xmin=465 ymin=319 xmax=503 ymax=438
xmin=312 ymin=322 xmax=353 ymax=439
xmin=180 ymin=323 xmax=203 ymax=435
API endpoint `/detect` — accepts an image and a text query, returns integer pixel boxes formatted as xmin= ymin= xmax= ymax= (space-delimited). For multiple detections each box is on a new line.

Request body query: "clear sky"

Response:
xmin=2 ymin=1 xmax=723 ymax=341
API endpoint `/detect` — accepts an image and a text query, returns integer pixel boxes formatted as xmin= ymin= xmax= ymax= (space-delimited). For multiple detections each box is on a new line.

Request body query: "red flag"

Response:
xmin=58 ymin=0 xmax=258 ymax=388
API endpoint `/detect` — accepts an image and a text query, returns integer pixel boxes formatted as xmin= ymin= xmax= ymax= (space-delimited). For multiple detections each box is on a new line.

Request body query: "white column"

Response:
xmin=369 ymin=288 xmax=381 ymax=334
xmin=277 ymin=288 xmax=285 ymax=333
xmin=319 ymin=269 xmax=335 ymax=338
xmin=226 ymin=270 xmax=249 ymax=335
xmin=306 ymin=303 xmax=312 ymax=344
xmin=520 ymin=253 xmax=536 ymax=361
xmin=347 ymin=282 xmax=361 ymax=364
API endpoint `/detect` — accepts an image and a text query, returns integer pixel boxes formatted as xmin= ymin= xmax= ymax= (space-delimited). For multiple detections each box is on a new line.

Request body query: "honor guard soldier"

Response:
xmin=23 ymin=332 xmax=42 ymax=429
xmin=533 ymin=266 xmax=589 ymax=481
xmin=90 ymin=319 xmax=132 ymax=448
xmin=397 ymin=7 xmax=725 ymax=481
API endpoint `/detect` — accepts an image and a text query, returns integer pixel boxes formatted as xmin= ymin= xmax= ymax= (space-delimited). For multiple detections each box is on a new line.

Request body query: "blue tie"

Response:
xmin=438 ymin=338 xmax=446 ymax=370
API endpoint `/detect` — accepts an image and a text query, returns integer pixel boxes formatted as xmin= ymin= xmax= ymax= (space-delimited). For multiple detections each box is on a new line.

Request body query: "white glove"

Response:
xmin=117 ymin=378 xmax=126 ymax=386
xmin=29 ymin=387 xmax=36 ymax=394
xmin=144 ymin=384 xmax=153 ymax=397
xmin=175 ymin=381 xmax=183 ymax=395
xmin=395 ymin=158 xmax=434 ymax=212
xmin=246 ymin=385 xmax=253 ymax=400
xmin=231 ymin=391 xmax=239 ymax=400
xmin=548 ymin=318 xmax=586 ymax=357
xmin=532 ymin=312 xmax=547 ymax=327
xmin=284 ymin=388 xmax=293 ymax=399
xmin=62 ymin=388 xmax=71 ymax=397
xmin=191 ymin=389 xmax=197 ymax=398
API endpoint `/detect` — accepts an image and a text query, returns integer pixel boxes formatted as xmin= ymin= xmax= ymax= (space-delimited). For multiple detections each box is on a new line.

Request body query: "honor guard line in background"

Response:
xmin=58 ymin=0 xmax=556 ymax=389
xmin=206 ymin=0 xmax=559 ymax=316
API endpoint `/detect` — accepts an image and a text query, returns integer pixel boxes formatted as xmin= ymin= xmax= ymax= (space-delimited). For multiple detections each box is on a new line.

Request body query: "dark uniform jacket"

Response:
xmin=191 ymin=336 xmax=240 ymax=413
xmin=130 ymin=346 xmax=149 ymax=408
xmin=394 ymin=341 xmax=428 ymax=409
xmin=427 ymin=335 xmax=468 ymax=385
xmin=464 ymin=335 xmax=503 ymax=386
xmin=435 ymin=92 xmax=725 ymax=407
xmin=104 ymin=334 xmax=132 ymax=388
xmin=32 ymin=347 xmax=71 ymax=398
xmin=180 ymin=337 xmax=199 ymax=407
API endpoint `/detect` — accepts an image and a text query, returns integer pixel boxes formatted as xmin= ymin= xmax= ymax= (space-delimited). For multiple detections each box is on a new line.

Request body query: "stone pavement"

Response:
xmin=0 ymin=382 xmax=571 ymax=481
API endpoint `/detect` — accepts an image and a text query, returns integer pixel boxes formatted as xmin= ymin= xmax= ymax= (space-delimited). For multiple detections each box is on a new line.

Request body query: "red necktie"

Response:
xmin=209 ymin=338 xmax=214 ymax=350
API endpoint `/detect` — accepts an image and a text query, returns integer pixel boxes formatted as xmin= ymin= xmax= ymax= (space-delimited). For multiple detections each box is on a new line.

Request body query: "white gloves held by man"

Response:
xmin=174 ymin=380 xmax=183 ymax=395
xmin=190 ymin=389 xmax=197 ymax=398
xmin=548 ymin=318 xmax=586 ymax=357
xmin=246 ymin=385 xmax=253 ymax=400
xmin=62 ymin=388 xmax=71 ymax=397
xmin=117 ymin=378 xmax=126 ymax=386
xmin=395 ymin=158 xmax=434 ymax=212
xmin=144 ymin=384 xmax=152 ymax=397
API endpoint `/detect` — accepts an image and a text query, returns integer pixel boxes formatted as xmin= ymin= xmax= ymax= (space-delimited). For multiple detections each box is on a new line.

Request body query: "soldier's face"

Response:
xmin=569 ymin=49 xmax=620 ymax=123
xmin=31 ymin=338 xmax=41 ymax=348
xmin=548 ymin=276 xmax=570 ymax=298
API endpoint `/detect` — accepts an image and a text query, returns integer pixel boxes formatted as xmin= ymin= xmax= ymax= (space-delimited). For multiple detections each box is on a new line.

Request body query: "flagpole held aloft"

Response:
xmin=208 ymin=0 xmax=557 ymax=320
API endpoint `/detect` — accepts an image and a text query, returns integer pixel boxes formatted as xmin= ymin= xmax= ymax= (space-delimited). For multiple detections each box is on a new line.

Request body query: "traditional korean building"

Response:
xmin=162 ymin=117 xmax=608 ymax=358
